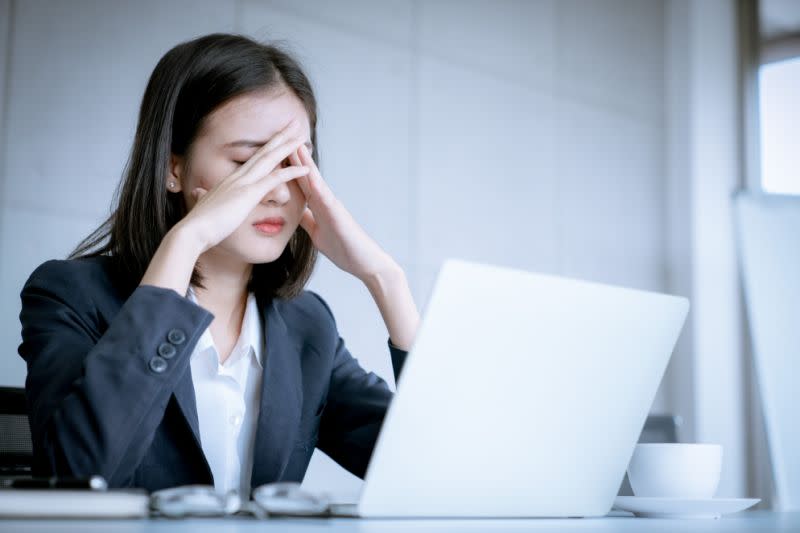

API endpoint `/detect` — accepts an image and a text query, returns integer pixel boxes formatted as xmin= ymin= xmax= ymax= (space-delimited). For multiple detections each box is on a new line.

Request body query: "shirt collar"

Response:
xmin=186 ymin=286 xmax=264 ymax=371
xmin=240 ymin=290 xmax=264 ymax=369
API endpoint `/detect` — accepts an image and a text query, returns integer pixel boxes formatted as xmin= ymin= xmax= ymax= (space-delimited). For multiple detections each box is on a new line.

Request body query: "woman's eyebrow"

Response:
xmin=224 ymin=139 xmax=314 ymax=151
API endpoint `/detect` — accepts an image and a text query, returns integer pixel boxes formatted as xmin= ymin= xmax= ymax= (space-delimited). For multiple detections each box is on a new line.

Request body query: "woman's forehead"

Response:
xmin=202 ymin=90 xmax=311 ymax=146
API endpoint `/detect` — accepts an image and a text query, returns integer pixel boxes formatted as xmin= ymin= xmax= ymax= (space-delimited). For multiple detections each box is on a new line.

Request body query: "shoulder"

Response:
xmin=23 ymin=255 xmax=123 ymax=306
xmin=275 ymin=289 xmax=338 ymax=329
xmin=27 ymin=255 xmax=112 ymax=283
xmin=272 ymin=289 xmax=341 ymax=351
xmin=26 ymin=255 xmax=114 ymax=287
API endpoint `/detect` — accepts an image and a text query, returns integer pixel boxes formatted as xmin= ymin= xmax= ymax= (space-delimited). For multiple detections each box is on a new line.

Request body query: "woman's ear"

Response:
xmin=167 ymin=153 xmax=185 ymax=193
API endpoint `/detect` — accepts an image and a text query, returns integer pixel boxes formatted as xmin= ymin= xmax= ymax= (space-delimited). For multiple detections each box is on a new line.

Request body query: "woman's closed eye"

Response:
xmin=232 ymin=157 xmax=290 ymax=167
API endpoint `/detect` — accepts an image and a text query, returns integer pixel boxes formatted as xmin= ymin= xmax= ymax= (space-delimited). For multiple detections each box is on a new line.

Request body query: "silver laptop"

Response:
xmin=330 ymin=259 xmax=689 ymax=518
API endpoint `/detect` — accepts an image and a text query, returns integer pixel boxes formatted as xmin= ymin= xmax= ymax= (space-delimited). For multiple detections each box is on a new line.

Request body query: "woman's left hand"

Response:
xmin=290 ymin=145 xmax=396 ymax=282
xmin=291 ymin=145 xmax=420 ymax=349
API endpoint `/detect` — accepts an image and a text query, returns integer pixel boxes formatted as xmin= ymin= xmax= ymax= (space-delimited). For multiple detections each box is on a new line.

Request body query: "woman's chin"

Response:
xmin=216 ymin=231 xmax=293 ymax=265
xmin=241 ymin=248 xmax=285 ymax=265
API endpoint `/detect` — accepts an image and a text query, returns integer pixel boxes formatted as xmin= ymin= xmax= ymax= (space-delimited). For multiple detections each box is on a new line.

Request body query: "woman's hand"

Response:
xmin=140 ymin=120 xmax=309 ymax=296
xmin=289 ymin=144 xmax=396 ymax=282
xmin=289 ymin=145 xmax=420 ymax=349
xmin=178 ymin=120 xmax=310 ymax=254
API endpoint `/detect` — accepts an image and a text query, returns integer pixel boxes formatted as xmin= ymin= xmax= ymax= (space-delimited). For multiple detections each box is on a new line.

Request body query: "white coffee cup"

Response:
xmin=626 ymin=443 xmax=723 ymax=499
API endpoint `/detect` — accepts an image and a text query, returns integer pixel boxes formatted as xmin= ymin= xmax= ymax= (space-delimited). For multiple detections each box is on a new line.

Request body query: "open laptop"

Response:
xmin=329 ymin=259 xmax=689 ymax=518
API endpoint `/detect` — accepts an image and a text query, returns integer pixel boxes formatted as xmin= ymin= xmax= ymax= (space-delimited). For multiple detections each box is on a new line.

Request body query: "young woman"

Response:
xmin=17 ymin=33 xmax=420 ymax=498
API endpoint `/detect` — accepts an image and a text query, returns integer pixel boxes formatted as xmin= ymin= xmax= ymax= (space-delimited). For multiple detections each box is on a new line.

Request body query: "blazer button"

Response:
xmin=149 ymin=356 xmax=168 ymax=373
xmin=167 ymin=328 xmax=186 ymax=345
xmin=157 ymin=342 xmax=177 ymax=359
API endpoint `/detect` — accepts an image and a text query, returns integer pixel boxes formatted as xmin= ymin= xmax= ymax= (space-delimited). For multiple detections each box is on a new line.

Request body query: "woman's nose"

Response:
xmin=262 ymin=178 xmax=291 ymax=205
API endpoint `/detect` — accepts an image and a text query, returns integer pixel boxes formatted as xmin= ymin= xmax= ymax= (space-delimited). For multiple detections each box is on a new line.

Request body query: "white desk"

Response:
xmin=0 ymin=512 xmax=797 ymax=532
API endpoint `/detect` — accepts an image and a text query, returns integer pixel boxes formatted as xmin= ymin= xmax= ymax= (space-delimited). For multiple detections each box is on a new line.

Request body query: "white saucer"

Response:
xmin=613 ymin=496 xmax=761 ymax=519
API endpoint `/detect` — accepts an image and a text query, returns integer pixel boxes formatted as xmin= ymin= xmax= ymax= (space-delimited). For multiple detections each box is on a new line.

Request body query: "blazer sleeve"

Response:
xmin=308 ymin=291 xmax=409 ymax=479
xmin=18 ymin=259 xmax=214 ymax=485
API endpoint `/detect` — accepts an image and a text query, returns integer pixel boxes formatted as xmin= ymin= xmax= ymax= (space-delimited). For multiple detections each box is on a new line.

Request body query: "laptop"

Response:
xmin=329 ymin=258 xmax=689 ymax=518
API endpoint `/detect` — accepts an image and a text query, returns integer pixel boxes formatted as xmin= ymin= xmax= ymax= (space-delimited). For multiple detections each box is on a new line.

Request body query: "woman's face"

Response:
xmin=172 ymin=89 xmax=313 ymax=266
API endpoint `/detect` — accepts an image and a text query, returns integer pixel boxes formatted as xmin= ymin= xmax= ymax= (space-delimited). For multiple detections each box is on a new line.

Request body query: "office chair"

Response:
xmin=0 ymin=386 xmax=33 ymax=485
xmin=617 ymin=414 xmax=683 ymax=496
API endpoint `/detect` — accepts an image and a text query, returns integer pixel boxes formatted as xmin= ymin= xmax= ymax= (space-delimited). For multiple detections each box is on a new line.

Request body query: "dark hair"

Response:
xmin=70 ymin=33 xmax=318 ymax=300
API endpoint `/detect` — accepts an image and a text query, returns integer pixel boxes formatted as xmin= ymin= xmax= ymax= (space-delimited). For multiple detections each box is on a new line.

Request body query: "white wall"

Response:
xmin=0 ymin=0 xmax=240 ymax=386
xmin=0 ymin=0 xmax=9 ymax=211
xmin=1 ymin=0 xmax=670 ymax=494
xmin=664 ymin=0 xmax=749 ymax=500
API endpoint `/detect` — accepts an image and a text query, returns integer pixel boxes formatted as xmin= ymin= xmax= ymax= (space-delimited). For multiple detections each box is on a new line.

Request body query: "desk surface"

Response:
xmin=0 ymin=511 xmax=798 ymax=532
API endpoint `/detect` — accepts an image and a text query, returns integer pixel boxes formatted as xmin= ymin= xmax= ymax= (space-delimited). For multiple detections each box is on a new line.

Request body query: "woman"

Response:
xmin=17 ymin=33 xmax=420 ymax=498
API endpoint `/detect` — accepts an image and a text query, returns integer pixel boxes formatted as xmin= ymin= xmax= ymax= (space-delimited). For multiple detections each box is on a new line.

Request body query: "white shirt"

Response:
xmin=187 ymin=286 xmax=264 ymax=500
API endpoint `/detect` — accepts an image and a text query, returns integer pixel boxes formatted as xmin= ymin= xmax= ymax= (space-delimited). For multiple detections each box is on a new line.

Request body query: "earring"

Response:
xmin=168 ymin=181 xmax=176 ymax=189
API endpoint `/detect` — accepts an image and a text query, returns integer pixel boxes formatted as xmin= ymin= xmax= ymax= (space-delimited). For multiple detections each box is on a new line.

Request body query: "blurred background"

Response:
xmin=0 ymin=0 xmax=797 ymax=510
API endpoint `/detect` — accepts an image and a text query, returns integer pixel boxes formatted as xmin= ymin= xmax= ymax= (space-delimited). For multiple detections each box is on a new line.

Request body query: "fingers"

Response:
xmin=249 ymin=164 xmax=309 ymax=196
xmin=295 ymin=174 xmax=311 ymax=199
xmin=287 ymin=150 xmax=311 ymax=197
xmin=288 ymin=149 xmax=303 ymax=168
xmin=299 ymin=207 xmax=316 ymax=236
xmin=190 ymin=187 xmax=208 ymax=203
xmin=239 ymin=136 xmax=305 ymax=186
xmin=271 ymin=164 xmax=310 ymax=181
xmin=297 ymin=144 xmax=325 ymax=189
xmin=296 ymin=144 xmax=333 ymax=204
xmin=233 ymin=117 xmax=301 ymax=176
xmin=254 ymin=118 xmax=301 ymax=159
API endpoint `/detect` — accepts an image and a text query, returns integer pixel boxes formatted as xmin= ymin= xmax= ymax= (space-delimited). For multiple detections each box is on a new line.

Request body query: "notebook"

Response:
xmin=0 ymin=489 xmax=149 ymax=518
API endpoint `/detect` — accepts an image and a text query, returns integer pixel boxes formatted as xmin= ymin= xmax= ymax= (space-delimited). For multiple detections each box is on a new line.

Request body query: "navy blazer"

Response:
xmin=17 ymin=255 xmax=407 ymax=492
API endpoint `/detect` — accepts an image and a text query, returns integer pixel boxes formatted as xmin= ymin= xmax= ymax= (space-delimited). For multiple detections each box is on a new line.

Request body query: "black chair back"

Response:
xmin=0 ymin=386 xmax=33 ymax=482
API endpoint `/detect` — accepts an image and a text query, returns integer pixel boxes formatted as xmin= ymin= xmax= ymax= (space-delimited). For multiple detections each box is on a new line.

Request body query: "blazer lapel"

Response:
xmin=172 ymin=359 xmax=214 ymax=479
xmin=250 ymin=295 xmax=304 ymax=488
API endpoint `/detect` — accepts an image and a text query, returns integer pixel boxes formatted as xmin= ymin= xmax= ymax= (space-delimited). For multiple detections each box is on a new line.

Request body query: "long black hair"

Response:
xmin=70 ymin=33 xmax=318 ymax=300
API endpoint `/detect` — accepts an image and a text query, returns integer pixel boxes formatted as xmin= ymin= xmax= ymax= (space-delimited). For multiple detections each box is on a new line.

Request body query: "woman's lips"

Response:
xmin=253 ymin=217 xmax=285 ymax=235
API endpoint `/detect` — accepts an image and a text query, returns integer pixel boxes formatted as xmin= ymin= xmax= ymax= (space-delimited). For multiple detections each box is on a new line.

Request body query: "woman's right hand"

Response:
xmin=176 ymin=119 xmax=310 ymax=254
xmin=140 ymin=120 xmax=309 ymax=295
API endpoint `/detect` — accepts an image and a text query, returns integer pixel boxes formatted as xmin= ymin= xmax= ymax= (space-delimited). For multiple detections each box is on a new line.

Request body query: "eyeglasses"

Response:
xmin=252 ymin=481 xmax=330 ymax=516
xmin=150 ymin=482 xmax=331 ymax=519
xmin=150 ymin=485 xmax=247 ymax=518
